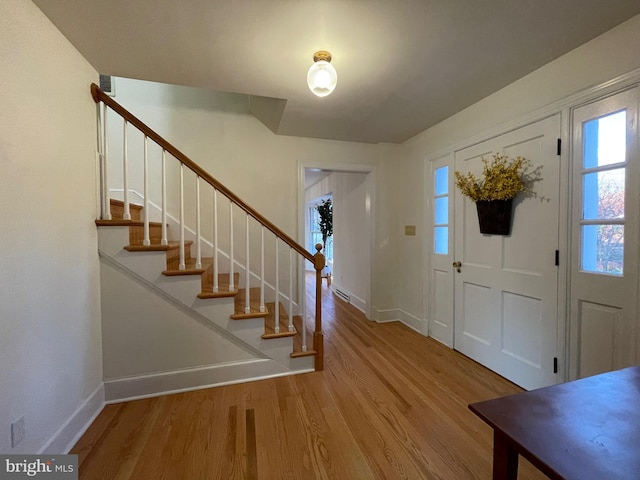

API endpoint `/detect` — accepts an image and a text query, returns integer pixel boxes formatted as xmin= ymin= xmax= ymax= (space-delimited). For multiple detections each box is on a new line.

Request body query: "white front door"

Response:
xmin=569 ymin=87 xmax=640 ymax=379
xmin=453 ymin=115 xmax=561 ymax=390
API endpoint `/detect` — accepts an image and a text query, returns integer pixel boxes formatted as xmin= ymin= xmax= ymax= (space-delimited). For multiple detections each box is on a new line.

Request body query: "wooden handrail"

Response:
xmin=91 ymin=83 xmax=314 ymax=263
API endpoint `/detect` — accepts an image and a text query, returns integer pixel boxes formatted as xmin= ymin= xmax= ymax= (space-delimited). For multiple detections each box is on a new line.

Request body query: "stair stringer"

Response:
xmin=99 ymin=255 xmax=291 ymax=402
xmin=97 ymin=225 xmax=315 ymax=376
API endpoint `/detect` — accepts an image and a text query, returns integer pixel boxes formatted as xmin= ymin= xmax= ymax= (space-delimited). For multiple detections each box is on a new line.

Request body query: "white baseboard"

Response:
xmin=39 ymin=383 xmax=105 ymax=454
xmin=371 ymin=307 xmax=425 ymax=335
xmin=331 ymin=282 xmax=368 ymax=315
xmin=104 ymin=359 xmax=311 ymax=403
xmin=398 ymin=310 xmax=425 ymax=334
xmin=372 ymin=307 xmax=400 ymax=323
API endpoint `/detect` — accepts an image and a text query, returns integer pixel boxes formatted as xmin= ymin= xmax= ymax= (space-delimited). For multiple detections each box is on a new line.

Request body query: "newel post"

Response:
xmin=313 ymin=243 xmax=325 ymax=371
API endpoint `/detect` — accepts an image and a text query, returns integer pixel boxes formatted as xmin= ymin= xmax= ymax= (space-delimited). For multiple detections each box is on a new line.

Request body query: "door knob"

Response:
xmin=452 ymin=261 xmax=462 ymax=273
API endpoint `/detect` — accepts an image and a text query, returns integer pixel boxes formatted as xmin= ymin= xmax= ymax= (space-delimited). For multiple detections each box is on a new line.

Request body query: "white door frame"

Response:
xmin=297 ymin=161 xmax=376 ymax=319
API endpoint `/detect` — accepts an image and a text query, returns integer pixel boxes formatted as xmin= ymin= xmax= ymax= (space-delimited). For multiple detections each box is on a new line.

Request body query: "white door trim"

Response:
xmin=297 ymin=161 xmax=376 ymax=319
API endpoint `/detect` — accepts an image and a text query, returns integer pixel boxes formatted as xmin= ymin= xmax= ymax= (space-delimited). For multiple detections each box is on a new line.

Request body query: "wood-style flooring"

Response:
xmin=72 ymin=276 xmax=546 ymax=479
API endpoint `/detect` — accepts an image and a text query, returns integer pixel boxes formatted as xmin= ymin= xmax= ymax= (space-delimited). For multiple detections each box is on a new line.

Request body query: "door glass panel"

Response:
xmin=434 ymin=227 xmax=448 ymax=254
xmin=581 ymin=224 xmax=624 ymax=275
xmin=435 ymin=166 xmax=448 ymax=195
xmin=582 ymin=169 xmax=625 ymax=220
xmin=583 ymin=110 xmax=626 ymax=169
xmin=580 ymin=109 xmax=626 ymax=276
xmin=434 ymin=197 xmax=448 ymax=224
xmin=433 ymin=166 xmax=449 ymax=255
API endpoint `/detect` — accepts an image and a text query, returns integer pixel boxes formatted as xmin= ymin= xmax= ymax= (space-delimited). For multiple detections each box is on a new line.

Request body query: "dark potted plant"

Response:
xmin=316 ymin=199 xmax=333 ymax=279
xmin=317 ymin=199 xmax=333 ymax=253
xmin=454 ymin=154 xmax=533 ymax=235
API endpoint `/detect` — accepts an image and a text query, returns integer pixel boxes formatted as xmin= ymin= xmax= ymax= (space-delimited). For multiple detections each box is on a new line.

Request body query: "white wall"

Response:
xmin=0 ymin=0 xmax=102 ymax=454
xmin=106 ymin=78 xmax=380 ymax=239
xmin=100 ymin=261 xmax=258 ymax=380
xmin=392 ymin=14 xmax=640 ymax=331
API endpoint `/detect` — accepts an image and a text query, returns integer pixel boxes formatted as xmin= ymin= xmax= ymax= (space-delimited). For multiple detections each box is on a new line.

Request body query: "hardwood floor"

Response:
xmin=72 ymin=276 xmax=546 ymax=479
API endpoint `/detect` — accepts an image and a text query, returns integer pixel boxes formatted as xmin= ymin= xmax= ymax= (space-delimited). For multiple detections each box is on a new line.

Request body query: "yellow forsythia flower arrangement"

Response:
xmin=454 ymin=154 xmax=531 ymax=201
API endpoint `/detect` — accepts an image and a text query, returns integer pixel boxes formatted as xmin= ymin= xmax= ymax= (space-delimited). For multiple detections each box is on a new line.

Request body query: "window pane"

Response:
xmin=583 ymin=110 xmax=626 ymax=169
xmin=434 ymin=197 xmax=448 ymax=225
xmin=435 ymin=166 xmax=448 ymax=195
xmin=583 ymin=169 xmax=625 ymax=220
xmin=310 ymin=207 xmax=320 ymax=231
xmin=325 ymin=236 xmax=333 ymax=263
xmin=311 ymin=232 xmax=322 ymax=249
xmin=434 ymin=227 xmax=448 ymax=254
xmin=581 ymin=224 xmax=624 ymax=275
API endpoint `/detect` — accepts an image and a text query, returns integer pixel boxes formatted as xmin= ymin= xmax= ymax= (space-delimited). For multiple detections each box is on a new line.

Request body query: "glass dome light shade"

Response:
xmin=307 ymin=60 xmax=337 ymax=97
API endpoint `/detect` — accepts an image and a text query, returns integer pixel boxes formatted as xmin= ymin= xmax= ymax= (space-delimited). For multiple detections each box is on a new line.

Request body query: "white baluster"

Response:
xmin=96 ymin=105 xmax=103 ymax=219
xmin=96 ymin=103 xmax=104 ymax=217
xmin=195 ymin=176 xmax=202 ymax=269
xmin=102 ymin=103 xmax=111 ymax=220
xmin=213 ymin=189 xmax=219 ymax=292
xmin=302 ymin=256 xmax=307 ymax=352
xmin=161 ymin=150 xmax=167 ymax=245
xmin=289 ymin=248 xmax=294 ymax=332
xmin=122 ymin=120 xmax=131 ymax=220
xmin=229 ymin=202 xmax=234 ymax=289
xmin=245 ymin=214 xmax=250 ymax=314
xmin=274 ymin=239 xmax=280 ymax=334
xmin=179 ymin=163 xmax=185 ymax=270
xmin=259 ymin=227 xmax=265 ymax=313
xmin=142 ymin=136 xmax=150 ymax=246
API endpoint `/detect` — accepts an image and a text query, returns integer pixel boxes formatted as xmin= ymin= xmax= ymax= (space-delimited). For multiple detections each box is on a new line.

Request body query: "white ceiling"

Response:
xmin=33 ymin=0 xmax=640 ymax=144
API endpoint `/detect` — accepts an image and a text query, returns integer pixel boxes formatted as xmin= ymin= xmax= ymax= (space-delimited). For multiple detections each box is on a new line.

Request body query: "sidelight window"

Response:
xmin=434 ymin=166 xmax=449 ymax=254
xmin=580 ymin=110 xmax=626 ymax=275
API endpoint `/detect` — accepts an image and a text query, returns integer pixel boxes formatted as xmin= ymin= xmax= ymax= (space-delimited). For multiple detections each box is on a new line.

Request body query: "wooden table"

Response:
xmin=469 ymin=366 xmax=640 ymax=480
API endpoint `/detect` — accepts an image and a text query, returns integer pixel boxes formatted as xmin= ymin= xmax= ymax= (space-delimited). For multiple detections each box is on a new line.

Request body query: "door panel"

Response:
xmin=570 ymin=88 xmax=639 ymax=379
xmin=454 ymin=115 xmax=561 ymax=390
xmin=428 ymin=154 xmax=454 ymax=346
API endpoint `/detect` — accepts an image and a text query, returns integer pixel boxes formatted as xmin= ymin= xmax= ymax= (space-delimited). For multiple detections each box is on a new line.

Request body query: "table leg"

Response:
xmin=493 ymin=430 xmax=518 ymax=480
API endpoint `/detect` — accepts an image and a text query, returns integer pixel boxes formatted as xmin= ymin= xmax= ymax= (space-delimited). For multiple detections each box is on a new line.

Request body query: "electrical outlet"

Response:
xmin=11 ymin=416 xmax=25 ymax=448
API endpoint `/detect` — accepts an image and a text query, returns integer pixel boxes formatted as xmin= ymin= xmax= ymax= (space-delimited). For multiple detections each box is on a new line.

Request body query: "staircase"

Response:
xmin=92 ymin=84 xmax=324 ymax=398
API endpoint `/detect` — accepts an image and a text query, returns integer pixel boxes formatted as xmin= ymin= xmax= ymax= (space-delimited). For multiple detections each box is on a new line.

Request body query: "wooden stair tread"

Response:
xmin=163 ymin=257 xmax=212 ymax=276
xmin=230 ymin=311 xmax=269 ymax=320
xmin=290 ymin=350 xmax=317 ymax=358
xmin=231 ymin=288 xmax=269 ymax=319
xmin=198 ymin=272 xmax=239 ymax=298
xmin=262 ymin=302 xmax=297 ymax=339
xmin=197 ymin=290 xmax=238 ymax=299
xmin=108 ymin=199 xmax=144 ymax=222
xmin=125 ymin=240 xmax=193 ymax=252
xmin=96 ymin=219 xmax=163 ymax=227
xmin=110 ymin=198 xmax=143 ymax=210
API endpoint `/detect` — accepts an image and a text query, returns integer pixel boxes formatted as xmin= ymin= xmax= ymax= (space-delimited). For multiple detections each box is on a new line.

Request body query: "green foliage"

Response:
xmin=454 ymin=154 xmax=533 ymax=201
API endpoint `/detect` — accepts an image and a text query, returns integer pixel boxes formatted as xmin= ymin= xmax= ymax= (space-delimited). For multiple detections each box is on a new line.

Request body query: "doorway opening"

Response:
xmin=300 ymin=165 xmax=374 ymax=317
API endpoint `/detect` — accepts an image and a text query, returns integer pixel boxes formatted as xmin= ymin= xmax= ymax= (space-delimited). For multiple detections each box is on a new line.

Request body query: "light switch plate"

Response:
xmin=404 ymin=225 xmax=416 ymax=236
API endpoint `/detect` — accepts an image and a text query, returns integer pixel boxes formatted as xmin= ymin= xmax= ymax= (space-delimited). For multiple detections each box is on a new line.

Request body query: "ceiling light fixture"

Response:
xmin=307 ymin=51 xmax=337 ymax=97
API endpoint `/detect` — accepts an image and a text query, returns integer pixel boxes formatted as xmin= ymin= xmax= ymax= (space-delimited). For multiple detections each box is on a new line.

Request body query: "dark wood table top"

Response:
xmin=469 ymin=366 xmax=640 ymax=480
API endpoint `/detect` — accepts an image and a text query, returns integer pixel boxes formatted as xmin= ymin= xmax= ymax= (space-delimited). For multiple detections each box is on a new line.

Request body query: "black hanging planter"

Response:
xmin=475 ymin=199 xmax=513 ymax=235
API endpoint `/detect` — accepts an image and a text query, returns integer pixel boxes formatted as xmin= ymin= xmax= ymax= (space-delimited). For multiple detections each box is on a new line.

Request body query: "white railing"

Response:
xmin=92 ymin=84 xmax=324 ymax=368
